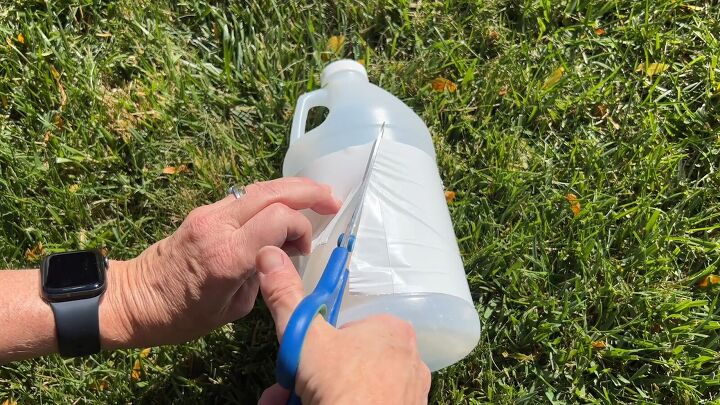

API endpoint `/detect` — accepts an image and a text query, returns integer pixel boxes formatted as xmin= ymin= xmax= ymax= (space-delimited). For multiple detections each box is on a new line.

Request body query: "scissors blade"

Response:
xmin=339 ymin=122 xmax=386 ymax=248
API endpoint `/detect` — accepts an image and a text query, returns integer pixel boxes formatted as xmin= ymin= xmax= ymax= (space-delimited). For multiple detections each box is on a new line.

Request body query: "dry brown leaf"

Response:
xmin=177 ymin=164 xmax=189 ymax=174
xmin=498 ymin=85 xmax=508 ymax=97
xmin=25 ymin=241 xmax=46 ymax=262
xmin=542 ymin=66 xmax=565 ymax=90
xmin=162 ymin=166 xmax=177 ymax=175
xmin=16 ymin=33 xmax=24 ymax=44
xmin=591 ymin=341 xmax=607 ymax=349
xmin=53 ymin=113 xmax=64 ymax=129
xmin=699 ymin=275 xmax=720 ymax=288
xmin=594 ymin=104 xmax=608 ymax=118
xmin=327 ymin=35 xmax=346 ymax=54
xmin=58 ymin=83 xmax=67 ymax=107
xmin=131 ymin=359 xmax=142 ymax=381
xmin=431 ymin=77 xmax=457 ymax=93
xmin=445 ymin=190 xmax=457 ymax=203
xmin=487 ymin=29 xmax=500 ymax=42
xmin=635 ymin=62 xmax=669 ymax=77
xmin=2 ymin=399 xmax=18 ymax=405
xmin=95 ymin=32 xmax=112 ymax=38
xmin=140 ymin=348 xmax=151 ymax=358
xmin=565 ymin=193 xmax=581 ymax=216
xmin=594 ymin=27 xmax=606 ymax=36
xmin=43 ymin=132 xmax=53 ymax=144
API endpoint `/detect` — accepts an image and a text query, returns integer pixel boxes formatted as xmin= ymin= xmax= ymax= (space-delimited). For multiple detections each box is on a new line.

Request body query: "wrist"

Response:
xmin=99 ymin=259 xmax=137 ymax=350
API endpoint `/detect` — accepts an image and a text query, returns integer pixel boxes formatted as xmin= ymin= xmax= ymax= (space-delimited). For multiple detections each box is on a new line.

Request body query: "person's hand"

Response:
xmin=255 ymin=246 xmax=431 ymax=405
xmin=99 ymin=177 xmax=341 ymax=349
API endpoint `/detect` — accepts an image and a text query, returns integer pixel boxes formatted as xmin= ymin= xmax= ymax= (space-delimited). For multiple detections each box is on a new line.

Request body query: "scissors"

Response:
xmin=276 ymin=123 xmax=386 ymax=404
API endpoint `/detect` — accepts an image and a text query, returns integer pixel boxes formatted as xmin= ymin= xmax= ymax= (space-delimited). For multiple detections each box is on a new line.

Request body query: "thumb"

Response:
xmin=258 ymin=384 xmax=289 ymax=405
xmin=256 ymin=246 xmax=305 ymax=340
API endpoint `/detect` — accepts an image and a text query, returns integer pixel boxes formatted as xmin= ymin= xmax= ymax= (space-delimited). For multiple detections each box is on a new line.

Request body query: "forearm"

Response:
xmin=0 ymin=261 xmax=134 ymax=363
xmin=0 ymin=269 xmax=56 ymax=362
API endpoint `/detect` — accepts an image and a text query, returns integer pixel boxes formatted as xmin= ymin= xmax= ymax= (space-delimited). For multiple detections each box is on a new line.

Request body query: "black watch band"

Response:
xmin=50 ymin=296 xmax=101 ymax=357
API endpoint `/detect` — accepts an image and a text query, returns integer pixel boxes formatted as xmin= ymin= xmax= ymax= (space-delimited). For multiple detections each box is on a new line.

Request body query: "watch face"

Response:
xmin=42 ymin=250 xmax=105 ymax=299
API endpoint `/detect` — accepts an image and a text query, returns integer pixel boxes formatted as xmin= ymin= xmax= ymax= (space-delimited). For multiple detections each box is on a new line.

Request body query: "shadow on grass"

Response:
xmin=135 ymin=305 xmax=278 ymax=405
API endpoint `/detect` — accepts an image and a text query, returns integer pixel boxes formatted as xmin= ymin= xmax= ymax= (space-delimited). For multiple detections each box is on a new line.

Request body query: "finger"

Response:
xmin=256 ymin=246 xmax=305 ymax=339
xmin=258 ymin=384 xmax=289 ymax=405
xmin=217 ymin=178 xmax=341 ymax=227
xmin=224 ymin=273 xmax=260 ymax=323
xmin=232 ymin=203 xmax=313 ymax=269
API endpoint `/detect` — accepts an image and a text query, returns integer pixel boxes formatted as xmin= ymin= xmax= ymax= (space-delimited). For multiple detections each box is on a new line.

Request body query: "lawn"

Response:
xmin=1 ymin=0 xmax=720 ymax=403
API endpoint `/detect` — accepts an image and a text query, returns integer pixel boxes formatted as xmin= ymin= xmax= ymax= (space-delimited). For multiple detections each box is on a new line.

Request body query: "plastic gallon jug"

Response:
xmin=283 ymin=60 xmax=480 ymax=371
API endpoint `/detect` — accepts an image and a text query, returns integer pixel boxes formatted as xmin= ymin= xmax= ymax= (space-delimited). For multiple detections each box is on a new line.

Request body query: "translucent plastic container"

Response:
xmin=283 ymin=60 xmax=480 ymax=371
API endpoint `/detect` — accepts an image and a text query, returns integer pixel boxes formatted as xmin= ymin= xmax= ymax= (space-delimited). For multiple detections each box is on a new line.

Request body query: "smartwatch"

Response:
xmin=41 ymin=249 xmax=108 ymax=357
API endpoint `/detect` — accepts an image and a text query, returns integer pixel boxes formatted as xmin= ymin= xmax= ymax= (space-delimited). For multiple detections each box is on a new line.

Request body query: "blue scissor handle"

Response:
xmin=276 ymin=244 xmax=350 ymax=393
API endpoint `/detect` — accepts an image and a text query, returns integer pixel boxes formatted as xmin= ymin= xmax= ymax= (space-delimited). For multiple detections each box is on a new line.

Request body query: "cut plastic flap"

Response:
xmin=294 ymin=139 xmax=473 ymax=304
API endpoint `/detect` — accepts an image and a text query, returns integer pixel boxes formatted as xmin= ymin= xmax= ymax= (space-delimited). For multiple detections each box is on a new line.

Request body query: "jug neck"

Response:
xmin=320 ymin=60 xmax=368 ymax=87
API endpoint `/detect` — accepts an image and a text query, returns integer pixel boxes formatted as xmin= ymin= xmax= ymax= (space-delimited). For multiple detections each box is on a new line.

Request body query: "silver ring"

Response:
xmin=227 ymin=185 xmax=246 ymax=199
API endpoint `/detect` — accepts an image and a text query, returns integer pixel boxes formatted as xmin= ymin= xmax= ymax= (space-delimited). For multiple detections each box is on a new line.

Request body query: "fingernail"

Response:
xmin=258 ymin=248 xmax=285 ymax=274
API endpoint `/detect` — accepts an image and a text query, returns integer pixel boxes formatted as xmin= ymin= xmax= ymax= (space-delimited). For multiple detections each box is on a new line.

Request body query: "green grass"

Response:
xmin=1 ymin=0 xmax=720 ymax=403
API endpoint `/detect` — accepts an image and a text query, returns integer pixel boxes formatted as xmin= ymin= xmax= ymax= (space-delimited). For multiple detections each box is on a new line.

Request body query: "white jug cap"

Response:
xmin=321 ymin=60 xmax=368 ymax=86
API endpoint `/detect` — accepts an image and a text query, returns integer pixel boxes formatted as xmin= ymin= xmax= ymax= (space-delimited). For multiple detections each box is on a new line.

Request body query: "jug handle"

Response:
xmin=290 ymin=89 xmax=328 ymax=145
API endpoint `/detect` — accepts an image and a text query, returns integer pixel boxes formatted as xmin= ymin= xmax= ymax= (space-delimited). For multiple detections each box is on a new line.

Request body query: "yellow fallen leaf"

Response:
xmin=594 ymin=27 xmax=606 ymax=36
xmin=50 ymin=65 xmax=61 ymax=80
xmin=431 ymin=77 xmax=457 ymax=93
xmin=565 ymin=193 xmax=581 ymax=216
xmin=25 ymin=241 xmax=46 ymax=262
xmin=680 ymin=3 xmax=703 ymax=11
xmin=94 ymin=379 xmax=109 ymax=391
xmin=50 ymin=65 xmax=67 ymax=107
xmin=356 ymin=58 xmax=365 ymax=66
xmin=591 ymin=341 xmax=607 ymax=349
xmin=699 ymin=275 xmax=720 ymax=288
xmin=542 ymin=66 xmax=565 ymax=90
xmin=162 ymin=164 xmax=189 ymax=175
xmin=2 ymin=399 xmax=18 ymax=405
xmin=140 ymin=348 xmax=151 ymax=358
xmin=131 ymin=359 xmax=142 ymax=381
xmin=608 ymin=116 xmax=620 ymax=130
xmin=327 ymin=35 xmax=346 ymax=54
xmin=68 ymin=184 xmax=80 ymax=193
xmin=445 ymin=190 xmax=456 ymax=203
xmin=16 ymin=33 xmax=24 ymax=44
xmin=511 ymin=353 xmax=534 ymax=362
xmin=635 ymin=62 xmax=669 ymax=77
